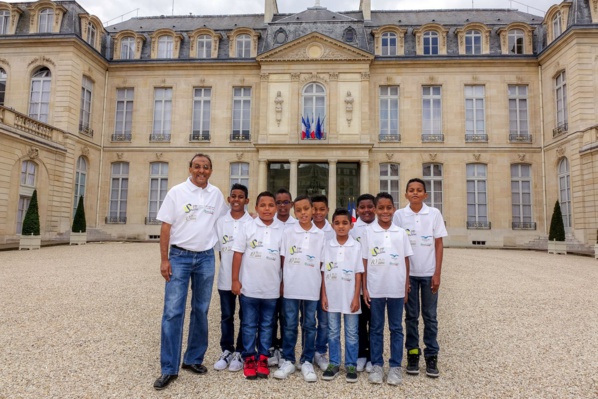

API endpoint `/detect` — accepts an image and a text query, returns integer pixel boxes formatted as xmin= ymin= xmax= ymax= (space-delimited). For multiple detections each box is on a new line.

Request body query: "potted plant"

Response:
xmin=547 ymin=200 xmax=567 ymax=255
xmin=19 ymin=189 xmax=41 ymax=250
xmin=70 ymin=196 xmax=87 ymax=245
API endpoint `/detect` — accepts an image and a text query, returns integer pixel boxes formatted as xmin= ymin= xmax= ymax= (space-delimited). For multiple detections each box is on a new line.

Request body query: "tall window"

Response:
xmin=148 ymin=162 xmax=168 ymax=223
xmin=29 ymin=67 xmax=51 ymax=123
xmin=379 ymin=86 xmax=399 ymax=140
xmin=0 ymin=68 xmax=6 ymax=106
xmin=465 ymin=85 xmax=486 ymax=138
xmin=422 ymin=86 xmax=442 ymax=138
xmin=508 ymin=29 xmax=524 ymax=54
xmin=157 ymin=35 xmax=173 ymax=58
xmin=423 ymin=31 xmax=439 ymax=55
xmin=73 ymin=156 xmax=87 ymax=216
xmin=232 ymin=87 xmax=251 ymax=140
xmin=465 ymin=30 xmax=482 ymax=54
xmin=230 ymin=162 xmax=249 ymax=188
xmin=508 ymin=85 xmax=529 ymax=138
xmin=152 ymin=88 xmax=172 ymax=140
xmin=381 ymin=32 xmax=397 ymax=56
xmin=302 ymin=83 xmax=326 ymax=139
xmin=423 ymin=163 xmax=443 ymax=214
xmin=17 ymin=161 xmax=37 ymax=234
xmin=379 ymin=163 xmax=400 ymax=208
xmin=236 ymin=34 xmax=251 ymax=58
xmin=197 ymin=35 xmax=212 ymax=58
xmin=192 ymin=88 xmax=211 ymax=140
xmin=466 ymin=163 xmax=489 ymax=228
xmin=120 ymin=36 xmax=135 ymax=59
xmin=558 ymin=158 xmax=571 ymax=228
xmin=511 ymin=164 xmax=533 ymax=229
xmin=108 ymin=162 xmax=129 ymax=223
xmin=38 ymin=8 xmax=54 ymax=33
xmin=0 ymin=10 xmax=9 ymax=34
xmin=114 ymin=88 xmax=134 ymax=140
xmin=87 ymin=22 xmax=96 ymax=46
xmin=552 ymin=12 xmax=562 ymax=38
xmin=79 ymin=76 xmax=93 ymax=134
xmin=555 ymin=71 xmax=568 ymax=130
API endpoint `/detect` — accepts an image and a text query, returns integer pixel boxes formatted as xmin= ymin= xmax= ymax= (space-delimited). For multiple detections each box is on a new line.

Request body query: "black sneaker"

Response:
xmin=406 ymin=348 xmax=420 ymax=375
xmin=322 ymin=364 xmax=340 ymax=381
xmin=345 ymin=366 xmax=358 ymax=383
xmin=425 ymin=355 xmax=439 ymax=378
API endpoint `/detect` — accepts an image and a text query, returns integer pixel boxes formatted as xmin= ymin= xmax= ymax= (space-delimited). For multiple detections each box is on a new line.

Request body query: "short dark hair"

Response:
xmin=356 ymin=194 xmax=375 ymax=207
xmin=311 ymin=194 xmax=328 ymax=207
xmin=332 ymin=208 xmax=351 ymax=223
xmin=293 ymin=195 xmax=312 ymax=206
xmin=275 ymin=188 xmax=292 ymax=200
xmin=374 ymin=192 xmax=394 ymax=206
xmin=406 ymin=178 xmax=427 ymax=193
xmin=256 ymin=191 xmax=275 ymax=204
xmin=189 ymin=153 xmax=212 ymax=168
xmin=230 ymin=183 xmax=248 ymax=197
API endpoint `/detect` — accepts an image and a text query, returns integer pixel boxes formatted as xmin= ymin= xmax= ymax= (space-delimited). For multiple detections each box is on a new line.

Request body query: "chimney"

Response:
xmin=265 ymin=0 xmax=279 ymax=24
xmin=359 ymin=0 xmax=371 ymax=21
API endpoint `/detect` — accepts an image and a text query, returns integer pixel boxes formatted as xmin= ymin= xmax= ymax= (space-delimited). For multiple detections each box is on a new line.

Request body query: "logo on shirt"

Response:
xmin=266 ymin=248 xmax=279 ymax=261
xmin=371 ymin=246 xmax=386 ymax=257
xmin=184 ymin=203 xmax=199 ymax=213
xmin=355 ymin=236 xmax=361 ymax=242
xmin=405 ymin=229 xmax=416 ymax=236
xmin=289 ymin=245 xmax=302 ymax=255
xmin=250 ymin=239 xmax=263 ymax=249
xmin=342 ymin=269 xmax=353 ymax=281
xmin=204 ymin=205 xmax=216 ymax=215
xmin=326 ymin=261 xmax=337 ymax=271
xmin=222 ymin=234 xmax=233 ymax=244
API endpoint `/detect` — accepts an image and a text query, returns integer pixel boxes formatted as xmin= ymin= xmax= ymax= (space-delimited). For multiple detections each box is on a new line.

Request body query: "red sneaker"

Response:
xmin=243 ymin=355 xmax=257 ymax=380
xmin=257 ymin=354 xmax=270 ymax=378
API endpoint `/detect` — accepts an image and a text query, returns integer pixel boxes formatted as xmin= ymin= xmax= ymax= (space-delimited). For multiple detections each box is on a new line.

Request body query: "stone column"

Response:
xmin=329 ymin=160 xmax=337 ymax=210
xmin=258 ymin=159 xmax=267 ymax=193
xmin=360 ymin=159 xmax=369 ymax=195
xmin=290 ymin=159 xmax=298 ymax=198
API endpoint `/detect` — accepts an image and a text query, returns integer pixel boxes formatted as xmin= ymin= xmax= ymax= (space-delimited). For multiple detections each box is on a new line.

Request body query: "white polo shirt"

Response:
xmin=349 ymin=218 xmax=375 ymax=243
xmin=215 ymin=211 xmax=254 ymax=290
xmin=277 ymin=215 xmax=297 ymax=231
xmin=281 ymin=223 xmax=325 ymax=301
xmin=321 ymin=236 xmax=364 ymax=314
xmin=393 ymin=203 xmax=448 ymax=277
xmin=361 ymin=222 xmax=413 ymax=298
xmin=316 ymin=219 xmax=335 ymax=241
xmin=157 ymin=178 xmax=227 ymax=252
xmin=232 ymin=218 xmax=284 ymax=299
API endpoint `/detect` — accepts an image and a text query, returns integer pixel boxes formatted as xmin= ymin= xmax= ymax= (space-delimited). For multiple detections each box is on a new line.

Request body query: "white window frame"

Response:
xmin=0 ymin=68 xmax=6 ymax=106
xmin=232 ymin=87 xmax=251 ymax=140
xmin=302 ymin=82 xmax=326 ymax=138
xmin=0 ymin=10 xmax=9 ymax=34
xmin=379 ymin=163 xmax=400 ymax=208
xmin=423 ymin=31 xmax=439 ymax=55
xmin=157 ymin=35 xmax=174 ymax=59
xmin=73 ymin=156 xmax=87 ymax=216
xmin=230 ymin=162 xmax=249 ymax=188
xmin=508 ymin=85 xmax=529 ymax=137
xmin=558 ymin=158 xmax=572 ymax=229
xmin=465 ymin=29 xmax=482 ymax=55
xmin=152 ymin=87 xmax=172 ymax=137
xmin=108 ymin=162 xmax=129 ymax=223
xmin=511 ymin=164 xmax=533 ymax=227
xmin=508 ymin=29 xmax=524 ymax=54
xmin=29 ymin=67 xmax=51 ymax=123
xmin=467 ymin=163 xmax=488 ymax=225
xmin=114 ymin=88 xmax=134 ymax=139
xmin=379 ymin=86 xmax=399 ymax=140
xmin=79 ymin=76 xmax=93 ymax=133
xmin=552 ymin=12 xmax=562 ymax=38
xmin=148 ymin=162 xmax=168 ymax=222
xmin=422 ymin=86 xmax=442 ymax=136
xmin=423 ymin=163 xmax=443 ymax=214
xmin=381 ymin=32 xmax=397 ymax=56
xmin=38 ymin=8 xmax=54 ymax=33
xmin=197 ymin=34 xmax=212 ymax=58
xmin=236 ymin=34 xmax=251 ymax=58
xmin=17 ymin=160 xmax=37 ymax=234
xmin=465 ymin=85 xmax=486 ymax=136
xmin=192 ymin=87 xmax=211 ymax=140
xmin=87 ymin=22 xmax=96 ymax=46
xmin=120 ymin=36 xmax=135 ymax=60
xmin=555 ymin=71 xmax=568 ymax=129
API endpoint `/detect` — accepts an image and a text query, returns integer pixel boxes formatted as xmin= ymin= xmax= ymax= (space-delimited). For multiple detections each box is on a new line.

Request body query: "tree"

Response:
xmin=72 ymin=196 xmax=86 ymax=233
xmin=22 ymin=189 xmax=40 ymax=236
xmin=548 ymin=200 xmax=566 ymax=242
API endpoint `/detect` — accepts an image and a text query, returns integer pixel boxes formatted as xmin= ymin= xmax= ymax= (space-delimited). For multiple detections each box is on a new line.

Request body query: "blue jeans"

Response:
xmin=218 ymin=289 xmax=243 ymax=353
xmin=240 ymin=295 xmax=277 ymax=359
xmin=282 ymin=298 xmax=318 ymax=364
xmin=405 ymin=276 xmax=439 ymax=357
xmin=160 ymin=247 xmax=215 ymax=374
xmin=370 ymin=297 xmax=404 ymax=368
xmin=315 ymin=300 xmax=329 ymax=354
xmin=328 ymin=312 xmax=359 ymax=367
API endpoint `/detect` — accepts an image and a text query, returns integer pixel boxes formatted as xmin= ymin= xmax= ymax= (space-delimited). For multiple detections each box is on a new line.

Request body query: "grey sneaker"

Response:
xmin=387 ymin=366 xmax=403 ymax=385
xmin=368 ymin=365 xmax=384 ymax=384
xmin=314 ymin=352 xmax=329 ymax=371
xmin=356 ymin=357 xmax=367 ymax=372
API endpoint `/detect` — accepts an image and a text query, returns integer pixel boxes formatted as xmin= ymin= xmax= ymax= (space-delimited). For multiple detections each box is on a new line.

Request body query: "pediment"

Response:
xmin=257 ymin=32 xmax=374 ymax=63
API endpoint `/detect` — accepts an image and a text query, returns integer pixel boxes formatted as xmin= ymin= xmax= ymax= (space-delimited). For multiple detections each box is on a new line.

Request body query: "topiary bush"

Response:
xmin=548 ymin=200 xmax=566 ymax=242
xmin=22 ymin=189 xmax=40 ymax=236
xmin=72 ymin=196 xmax=86 ymax=233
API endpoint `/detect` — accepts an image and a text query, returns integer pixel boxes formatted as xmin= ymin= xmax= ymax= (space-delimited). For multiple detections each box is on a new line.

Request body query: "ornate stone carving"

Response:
xmin=27 ymin=56 xmax=56 ymax=68
xmin=260 ymin=73 xmax=269 ymax=81
xmin=236 ymin=152 xmax=244 ymax=160
xmin=518 ymin=153 xmax=526 ymax=161
xmin=27 ymin=147 xmax=39 ymax=159
xmin=300 ymin=73 xmax=328 ymax=83
xmin=155 ymin=152 xmax=163 ymax=160
xmin=429 ymin=153 xmax=438 ymax=161
xmin=386 ymin=76 xmax=393 ymax=84
xmin=386 ymin=153 xmax=394 ymax=160
xmin=81 ymin=146 xmax=90 ymax=157
xmin=361 ymin=72 xmax=370 ymax=81
xmin=329 ymin=72 xmax=339 ymax=81
xmin=473 ymin=153 xmax=481 ymax=161
xmin=556 ymin=146 xmax=565 ymax=157
xmin=0 ymin=58 xmax=10 ymax=66
xmin=116 ymin=152 xmax=124 ymax=160
xmin=291 ymin=73 xmax=300 ymax=81
xmin=274 ymin=91 xmax=284 ymax=127
xmin=345 ymin=91 xmax=354 ymax=127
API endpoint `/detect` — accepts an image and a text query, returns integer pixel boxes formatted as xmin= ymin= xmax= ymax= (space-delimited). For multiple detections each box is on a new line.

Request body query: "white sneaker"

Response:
xmin=301 ymin=361 xmax=318 ymax=382
xmin=356 ymin=357 xmax=367 ymax=372
xmin=365 ymin=361 xmax=373 ymax=373
xmin=228 ymin=352 xmax=243 ymax=372
xmin=268 ymin=348 xmax=281 ymax=367
xmin=273 ymin=360 xmax=296 ymax=379
xmin=314 ymin=352 xmax=329 ymax=371
xmin=387 ymin=366 xmax=403 ymax=385
xmin=368 ymin=365 xmax=384 ymax=384
xmin=214 ymin=350 xmax=232 ymax=370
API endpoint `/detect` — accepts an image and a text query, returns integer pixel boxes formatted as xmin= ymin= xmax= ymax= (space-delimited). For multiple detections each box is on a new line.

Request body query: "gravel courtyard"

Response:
xmin=0 ymin=243 xmax=597 ymax=399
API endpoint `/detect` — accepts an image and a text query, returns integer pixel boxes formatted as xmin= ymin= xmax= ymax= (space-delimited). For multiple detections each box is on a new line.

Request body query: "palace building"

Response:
xmin=1 ymin=0 xmax=597 ymax=249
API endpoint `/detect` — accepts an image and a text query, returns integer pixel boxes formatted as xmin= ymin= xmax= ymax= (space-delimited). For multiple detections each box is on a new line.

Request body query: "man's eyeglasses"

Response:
xmin=276 ymin=200 xmax=292 ymax=206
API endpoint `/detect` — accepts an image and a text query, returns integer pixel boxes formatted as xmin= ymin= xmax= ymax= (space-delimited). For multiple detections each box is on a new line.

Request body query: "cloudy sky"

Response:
xmin=39 ymin=0 xmax=559 ymax=24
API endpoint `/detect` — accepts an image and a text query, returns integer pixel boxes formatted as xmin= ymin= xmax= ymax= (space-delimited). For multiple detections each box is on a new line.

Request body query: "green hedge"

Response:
xmin=72 ymin=196 xmax=86 ymax=233
xmin=22 ymin=189 xmax=40 ymax=236
xmin=548 ymin=200 xmax=566 ymax=242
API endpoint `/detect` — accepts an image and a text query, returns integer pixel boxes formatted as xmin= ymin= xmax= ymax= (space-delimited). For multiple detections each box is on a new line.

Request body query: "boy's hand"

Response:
xmin=321 ymin=296 xmax=328 ymax=312
xmin=363 ymin=290 xmax=371 ymax=308
xmin=431 ymin=274 xmax=441 ymax=294
xmin=232 ymin=280 xmax=242 ymax=296
xmin=160 ymin=260 xmax=172 ymax=282
xmin=350 ymin=296 xmax=360 ymax=313
xmin=404 ymin=292 xmax=408 ymax=308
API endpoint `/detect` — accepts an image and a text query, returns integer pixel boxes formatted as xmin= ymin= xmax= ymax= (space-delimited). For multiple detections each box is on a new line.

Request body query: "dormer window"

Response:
xmin=274 ymin=28 xmax=287 ymax=45
xmin=372 ymin=26 xmax=405 ymax=56
xmin=149 ymin=29 xmax=183 ymax=59
xmin=465 ymin=30 xmax=482 ymax=54
xmin=498 ymin=23 xmax=534 ymax=55
xmin=120 ymin=37 xmax=135 ymax=59
xmin=414 ymin=24 xmax=448 ymax=56
xmin=382 ymin=32 xmax=397 ymax=55
xmin=423 ymin=31 xmax=439 ymax=55
xmin=0 ymin=10 xmax=9 ymax=34
xmin=343 ymin=27 xmax=356 ymax=43
xmin=158 ymin=35 xmax=174 ymax=58
xmin=197 ymin=35 xmax=211 ymax=58
xmin=38 ymin=8 xmax=53 ymax=33
xmin=236 ymin=34 xmax=251 ymax=58
xmin=508 ymin=29 xmax=524 ymax=54
xmin=87 ymin=22 xmax=96 ymax=46
xmin=227 ymin=28 xmax=260 ymax=58
xmin=189 ymin=28 xmax=221 ymax=59
xmin=552 ymin=12 xmax=562 ymax=37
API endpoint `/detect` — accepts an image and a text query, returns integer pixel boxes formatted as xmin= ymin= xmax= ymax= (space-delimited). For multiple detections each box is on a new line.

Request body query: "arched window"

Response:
xmin=465 ymin=30 xmax=482 ymax=55
xmin=302 ymin=83 xmax=326 ymax=139
xmin=87 ymin=22 xmax=96 ymax=46
xmin=423 ymin=163 xmax=443 ymax=213
xmin=343 ymin=27 xmax=356 ymax=42
xmin=423 ymin=31 xmax=439 ymax=55
xmin=157 ymin=35 xmax=173 ymax=58
xmin=508 ymin=29 xmax=524 ymax=54
xmin=73 ymin=156 xmax=87 ymax=216
xmin=17 ymin=160 xmax=37 ymax=234
xmin=197 ymin=34 xmax=211 ymax=58
xmin=558 ymin=158 xmax=571 ymax=228
xmin=38 ymin=8 xmax=54 ymax=33
xmin=236 ymin=34 xmax=251 ymax=58
xmin=0 ymin=10 xmax=9 ymax=34
xmin=120 ymin=36 xmax=135 ymax=59
xmin=148 ymin=162 xmax=168 ymax=223
xmin=552 ymin=12 xmax=562 ymax=38
xmin=381 ymin=32 xmax=397 ymax=56
xmin=379 ymin=163 xmax=400 ymax=208
xmin=29 ymin=67 xmax=51 ymax=123
xmin=0 ymin=68 xmax=6 ymax=105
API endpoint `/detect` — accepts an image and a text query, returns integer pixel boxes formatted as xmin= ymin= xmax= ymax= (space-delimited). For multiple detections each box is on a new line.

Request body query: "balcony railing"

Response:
xmin=145 ymin=216 xmax=161 ymax=225
xmin=421 ymin=134 xmax=444 ymax=143
xmin=552 ymin=122 xmax=568 ymax=137
xmin=149 ymin=133 xmax=171 ymax=142
xmin=1 ymin=105 xmax=66 ymax=145
xmin=230 ymin=132 xmax=251 ymax=141
xmin=189 ymin=131 xmax=211 ymax=142
xmin=105 ymin=216 xmax=127 ymax=224
xmin=79 ymin=123 xmax=94 ymax=137
xmin=111 ymin=133 xmax=132 ymax=142
xmin=378 ymin=134 xmax=401 ymax=142
xmin=509 ymin=134 xmax=532 ymax=143
xmin=465 ymin=134 xmax=488 ymax=143
xmin=512 ymin=221 xmax=536 ymax=230
xmin=467 ymin=221 xmax=491 ymax=229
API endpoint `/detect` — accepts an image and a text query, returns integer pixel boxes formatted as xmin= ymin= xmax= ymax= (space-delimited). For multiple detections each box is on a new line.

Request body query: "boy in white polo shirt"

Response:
xmin=393 ymin=178 xmax=447 ymax=378
xmin=213 ymin=183 xmax=252 ymax=372
xmin=321 ymin=209 xmax=363 ymax=383
xmin=274 ymin=195 xmax=325 ymax=383
xmin=231 ymin=191 xmax=284 ymax=380
xmin=362 ymin=192 xmax=413 ymax=386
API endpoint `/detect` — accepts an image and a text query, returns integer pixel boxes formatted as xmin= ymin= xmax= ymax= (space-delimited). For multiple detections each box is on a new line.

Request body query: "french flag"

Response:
xmin=351 ymin=208 xmax=357 ymax=223
xmin=310 ymin=115 xmax=316 ymax=139
xmin=301 ymin=115 xmax=308 ymax=139
xmin=315 ymin=115 xmax=322 ymax=140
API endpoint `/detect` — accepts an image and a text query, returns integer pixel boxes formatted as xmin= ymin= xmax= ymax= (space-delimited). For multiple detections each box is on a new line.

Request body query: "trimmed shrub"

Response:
xmin=548 ymin=200 xmax=566 ymax=242
xmin=72 ymin=196 xmax=86 ymax=233
xmin=22 ymin=189 xmax=40 ymax=236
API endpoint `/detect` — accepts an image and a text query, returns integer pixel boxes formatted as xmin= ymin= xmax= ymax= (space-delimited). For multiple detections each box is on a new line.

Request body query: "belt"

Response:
xmin=171 ymin=244 xmax=211 ymax=253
